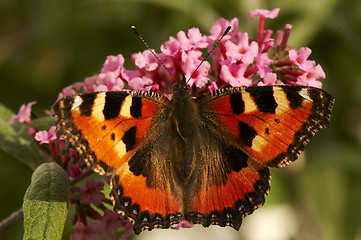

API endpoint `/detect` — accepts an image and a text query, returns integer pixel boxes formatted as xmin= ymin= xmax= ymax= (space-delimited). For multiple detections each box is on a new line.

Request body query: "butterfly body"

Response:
xmin=52 ymin=76 xmax=334 ymax=234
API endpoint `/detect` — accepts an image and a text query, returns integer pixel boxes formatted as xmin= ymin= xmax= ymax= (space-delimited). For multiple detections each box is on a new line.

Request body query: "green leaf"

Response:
xmin=0 ymin=102 xmax=46 ymax=169
xmin=23 ymin=163 xmax=70 ymax=240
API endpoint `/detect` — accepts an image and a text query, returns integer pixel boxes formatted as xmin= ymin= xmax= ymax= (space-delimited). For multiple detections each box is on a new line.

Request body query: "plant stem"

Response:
xmin=0 ymin=208 xmax=23 ymax=232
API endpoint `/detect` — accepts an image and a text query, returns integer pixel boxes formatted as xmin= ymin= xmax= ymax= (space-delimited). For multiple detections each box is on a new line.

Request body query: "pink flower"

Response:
xmin=93 ymin=84 xmax=108 ymax=92
xmin=181 ymin=50 xmax=210 ymax=88
xmin=152 ymin=83 xmax=160 ymax=92
xmin=254 ymin=53 xmax=273 ymax=78
xmin=209 ymin=17 xmax=239 ymax=41
xmin=8 ymin=101 xmax=36 ymax=124
xmin=208 ymin=82 xmax=218 ymax=91
xmin=258 ymin=72 xmax=281 ymax=86
xmin=249 ymin=8 xmax=280 ymax=20
xmin=177 ymin=28 xmax=208 ymax=51
xmin=128 ymin=77 xmax=152 ymax=91
xmin=83 ymin=76 xmax=99 ymax=93
xmin=132 ymin=50 xmax=159 ymax=71
xmin=128 ymin=77 xmax=144 ymax=91
xmin=58 ymin=85 xmax=76 ymax=99
xmin=101 ymin=54 xmax=125 ymax=76
xmin=68 ymin=164 xmax=82 ymax=179
xmin=224 ymin=32 xmax=258 ymax=64
xmin=107 ymin=78 xmax=125 ymax=91
xmin=34 ymin=126 xmax=57 ymax=144
xmin=70 ymin=221 xmax=99 ymax=240
xmin=157 ymin=54 xmax=180 ymax=82
xmin=95 ymin=73 xmax=125 ymax=91
xmin=56 ymin=82 xmax=84 ymax=100
xmin=171 ymin=220 xmax=194 ymax=230
xmin=220 ymin=60 xmax=252 ymax=87
xmin=296 ymin=64 xmax=325 ymax=88
xmin=160 ymin=36 xmax=180 ymax=56
xmin=289 ymin=47 xmax=315 ymax=71
xmin=261 ymin=29 xmax=275 ymax=51
xmin=120 ymin=69 xmax=142 ymax=82
xmin=79 ymin=177 xmax=105 ymax=206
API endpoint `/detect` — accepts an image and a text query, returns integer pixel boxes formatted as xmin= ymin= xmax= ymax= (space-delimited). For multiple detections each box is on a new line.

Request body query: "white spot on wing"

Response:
xmin=299 ymin=88 xmax=313 ymax=102
xmin=71 ymin=95 xmax=83 ymax=110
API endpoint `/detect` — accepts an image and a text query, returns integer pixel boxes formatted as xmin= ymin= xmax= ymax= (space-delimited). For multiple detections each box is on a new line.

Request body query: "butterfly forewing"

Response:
xmin=52 ymin=91 xmax=167 ymax=174
xmin=199 ymin=85 xmax=334 ymax=168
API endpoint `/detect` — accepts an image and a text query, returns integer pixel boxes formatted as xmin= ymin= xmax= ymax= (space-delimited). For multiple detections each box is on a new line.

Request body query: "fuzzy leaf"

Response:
xmin=23 ymin=162 xmax=69 ymax=240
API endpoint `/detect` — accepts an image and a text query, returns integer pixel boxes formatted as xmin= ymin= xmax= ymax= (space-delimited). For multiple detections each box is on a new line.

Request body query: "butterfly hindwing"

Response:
xmin=184 ymin=138 xmax=270 ymax=229
xmin=110 ymin=144 xmax=183 ymax=234
xmin=110 ymin=133 xmax=187 ymax=233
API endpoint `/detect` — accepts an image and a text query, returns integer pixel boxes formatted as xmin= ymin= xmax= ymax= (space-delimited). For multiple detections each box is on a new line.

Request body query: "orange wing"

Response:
xmin=184 ymin=143 xmax=270 ymax=229
xmin=184 ymin=85 xmax=334 ymax=228
xmin=52 ymin=91 xmax=183 ymax=234
xmin=202 ymin=85 xmax=334 ymax=167
xmin=52 ymin=91 xmax=164 ymax=174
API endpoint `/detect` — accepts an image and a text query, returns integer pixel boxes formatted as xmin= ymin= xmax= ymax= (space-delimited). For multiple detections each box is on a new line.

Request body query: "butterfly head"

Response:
xmin=172 ymin=74 xmax=192 ymax=100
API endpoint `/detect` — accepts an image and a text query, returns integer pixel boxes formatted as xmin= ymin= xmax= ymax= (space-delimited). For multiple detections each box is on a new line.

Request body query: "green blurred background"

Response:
xmin=0 ymin=0 xmax=360 ymax=239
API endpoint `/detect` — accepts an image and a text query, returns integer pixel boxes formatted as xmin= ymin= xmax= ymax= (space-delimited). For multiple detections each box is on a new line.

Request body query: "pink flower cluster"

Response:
xmin=8 ymin=8 xmax=328 ymax=239
xmin=70 ymin=177 xmax=134 ymax=240
xmin=55 ymin=8 xmax=325 ymax=101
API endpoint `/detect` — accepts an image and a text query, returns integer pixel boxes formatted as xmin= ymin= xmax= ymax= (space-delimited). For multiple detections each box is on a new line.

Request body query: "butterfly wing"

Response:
xmin=52 ymin=91 xmax=183 ymax=233
xmin=202 ymin=85 xmax=334 ymax=167
xmin=185 ymin=85 xmax=334 ymax=228
xmin=52 ymin=91 xmax=164 ymax=173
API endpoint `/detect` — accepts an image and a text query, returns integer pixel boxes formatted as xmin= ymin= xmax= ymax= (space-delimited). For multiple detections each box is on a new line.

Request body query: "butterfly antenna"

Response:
xmin=186 ymin=25 xmax=232 ymax=84
xmin=131 ymin=26 xmax=176 ymax=81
